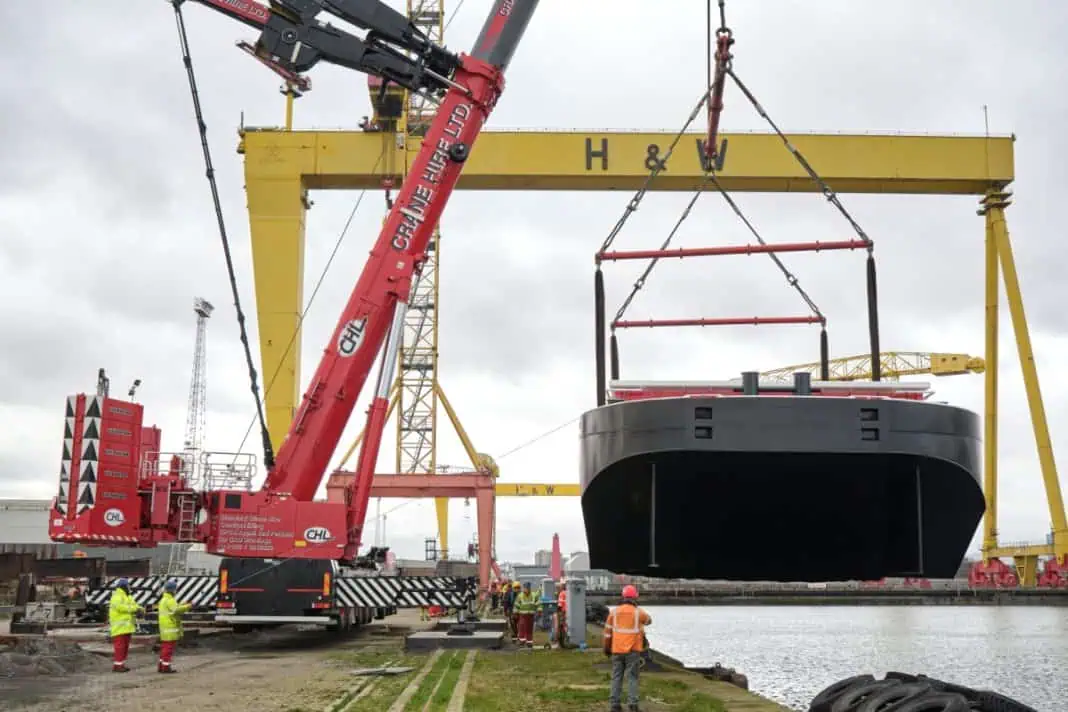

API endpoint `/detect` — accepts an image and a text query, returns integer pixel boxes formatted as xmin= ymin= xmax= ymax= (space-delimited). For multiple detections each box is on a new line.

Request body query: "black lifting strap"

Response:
xmin=593 ymin=267 xmax=623 ymax=407
xmin=820 ymin=326 xmax=830 ymax=381
xmin=866 ymin=254 xmax=881 ymax=381
xmin=595 ymin=268 xmax=607 ymax=406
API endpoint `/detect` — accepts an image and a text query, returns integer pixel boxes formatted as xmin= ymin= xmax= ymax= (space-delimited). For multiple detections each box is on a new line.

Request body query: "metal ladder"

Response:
xmin=176 ymin=495 xmax=198 ymax=542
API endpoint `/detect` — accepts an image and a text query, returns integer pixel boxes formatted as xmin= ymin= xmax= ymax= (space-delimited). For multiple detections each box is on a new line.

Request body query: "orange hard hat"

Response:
xmin=622 ymin=584 xmax=638 ymax=600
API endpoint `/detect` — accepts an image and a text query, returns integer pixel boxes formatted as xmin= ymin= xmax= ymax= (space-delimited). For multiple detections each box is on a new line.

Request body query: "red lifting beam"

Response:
xmin=597 ymin=239 xmax=871 ymax=262
xmin=613 ymin=316 xmax=824 ymax=329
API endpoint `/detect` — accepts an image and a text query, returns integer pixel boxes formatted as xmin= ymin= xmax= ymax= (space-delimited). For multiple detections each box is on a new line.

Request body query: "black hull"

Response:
xmin=580 ymin=396 xmax=984 ymax=582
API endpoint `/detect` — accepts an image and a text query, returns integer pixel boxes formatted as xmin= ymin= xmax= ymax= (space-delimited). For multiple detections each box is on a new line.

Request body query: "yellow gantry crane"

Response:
xmin=238 ymin=8 xmax=1064 ymax=580
xmin=761 ymin=352 xmax=986 ymax=382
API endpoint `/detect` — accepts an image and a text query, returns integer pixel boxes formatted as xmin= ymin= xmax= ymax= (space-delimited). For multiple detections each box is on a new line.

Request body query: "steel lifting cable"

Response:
xmin=706 ymin=174 xmax=825 ymax=322
xmin=611 ymin=180 xmax=714 ymax=327
xmin=727 ymin=68 xmax=882 ymax=379
xmin=595 ymin=90 xmax=711 ymax=257
xmin=171 ymin=0 xmax=274 ymax=467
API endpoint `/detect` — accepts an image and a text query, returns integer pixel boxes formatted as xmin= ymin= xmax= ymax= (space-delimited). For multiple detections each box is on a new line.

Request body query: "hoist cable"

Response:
xmin=171 ymin=0 xmax=274 ymax=468
xmin=596 ymin=90 xmax=711 ymax=256
xmin=444 ymin=0 xmax=467 ymax=31
xmin=611 ymin=180 xmax=713 ymax=325
xmin=707 ymin=173 xmax=826 ymax=321
xmin=230 ymin=155 xmax=384 ymax=461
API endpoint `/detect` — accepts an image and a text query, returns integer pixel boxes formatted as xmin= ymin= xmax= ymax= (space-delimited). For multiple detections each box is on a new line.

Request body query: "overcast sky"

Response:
xmin=1 ymin=1 xmax=1066 ymax=568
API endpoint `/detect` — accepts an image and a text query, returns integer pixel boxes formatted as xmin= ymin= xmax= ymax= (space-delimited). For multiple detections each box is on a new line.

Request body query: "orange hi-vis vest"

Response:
xmin=604 ymin=602 xmax=651 ymax=654
xmin=557 ymin=588 xmax=567 ymax=611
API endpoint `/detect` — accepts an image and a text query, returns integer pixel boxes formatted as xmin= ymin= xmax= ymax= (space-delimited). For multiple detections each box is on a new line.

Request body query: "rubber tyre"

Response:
xmin=972 ymin=691 xmax=1040 ymax=712
xmin=856 ymin=683 xmax=933 ymax=712
xmin=830 ymin=680 xmax=903 ymax=712
xmin=809 ymin=675 xmax=877 ymax=712
xmin=888 ymin=692 xmax=970 ymax=711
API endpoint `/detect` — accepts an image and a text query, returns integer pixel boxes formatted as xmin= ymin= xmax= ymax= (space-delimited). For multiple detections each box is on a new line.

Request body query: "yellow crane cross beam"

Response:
xmin=496 ymin=483 xmax=580 ymax=497
xmin=238 ymin=128 xmax=1015 ymax=448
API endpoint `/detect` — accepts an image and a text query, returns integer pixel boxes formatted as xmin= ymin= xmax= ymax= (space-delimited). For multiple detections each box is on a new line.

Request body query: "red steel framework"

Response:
xmin=594 ymin=235 xmax=875 ymax=401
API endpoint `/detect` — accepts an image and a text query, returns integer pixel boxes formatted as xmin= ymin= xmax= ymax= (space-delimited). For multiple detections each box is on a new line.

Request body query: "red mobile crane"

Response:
xmin=49 ymin=0 xmax=540 ymax=627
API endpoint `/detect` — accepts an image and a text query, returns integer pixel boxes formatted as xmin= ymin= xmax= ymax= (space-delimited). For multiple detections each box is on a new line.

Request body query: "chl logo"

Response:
xmin=304 ymin=526 xmax=333 ymax=544
xmin=104 ymin=508 xmax=125 ymax=527
xmin=337 ymin=319 xmax=367 ymax=357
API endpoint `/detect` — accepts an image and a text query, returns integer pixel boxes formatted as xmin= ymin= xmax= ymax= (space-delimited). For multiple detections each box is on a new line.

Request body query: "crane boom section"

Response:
xmin=264 ymin=0 xmax=539 ymax=504
xmin=265 ymin=63 xmax=503 ymax=501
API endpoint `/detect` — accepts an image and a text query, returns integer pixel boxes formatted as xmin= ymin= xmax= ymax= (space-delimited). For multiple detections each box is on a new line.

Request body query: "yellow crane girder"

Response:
xmin=495 ymin=483 xmax=581 ymax=497
xmin=761 ymin=352 xmax=986 ymax=382
xmin=238 ymin=129 xmax=1015 ymax=449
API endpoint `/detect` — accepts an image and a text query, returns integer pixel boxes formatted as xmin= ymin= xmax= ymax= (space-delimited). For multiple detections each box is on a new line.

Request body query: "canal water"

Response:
xmin=645 ymin=605 xmax=1066 ymax=711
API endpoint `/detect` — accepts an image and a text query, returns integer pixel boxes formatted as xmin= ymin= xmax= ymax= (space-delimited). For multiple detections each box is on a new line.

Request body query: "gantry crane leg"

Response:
xmin=981 ymin=190 xmax=1068 ymax=584
xmin=982 ymin=197 xmax=999 ymax=556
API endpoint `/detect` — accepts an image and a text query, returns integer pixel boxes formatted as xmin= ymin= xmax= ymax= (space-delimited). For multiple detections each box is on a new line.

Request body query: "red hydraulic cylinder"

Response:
xmin=597 ymin=239 xmax=871 ymax=262
xmin=613 ymin=316 xmax=824 ymax=329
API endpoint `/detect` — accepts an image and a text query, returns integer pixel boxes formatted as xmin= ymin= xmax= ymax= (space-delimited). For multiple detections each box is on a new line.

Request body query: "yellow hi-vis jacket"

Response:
xmin=515 ymin=590 xmax=541 ymax=614
xmin=108 ymin=588 xmax=142 ymax=637
xmin=158 ymin=592 xmax=193 ymax=643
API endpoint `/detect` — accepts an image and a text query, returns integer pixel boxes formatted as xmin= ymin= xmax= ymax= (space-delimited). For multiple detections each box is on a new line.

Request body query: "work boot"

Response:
xmin=112 ymin=665 xmax=129 ymax=673
xmin=628 ymin=704 xmax=641 ymax=712
xmin=158 ymin=666 xmax=177 ymax=674
xmin=609 ymin=705 xmax=622 ymax=712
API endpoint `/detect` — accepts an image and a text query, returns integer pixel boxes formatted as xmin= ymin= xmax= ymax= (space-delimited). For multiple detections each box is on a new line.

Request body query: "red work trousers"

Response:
xmin=112 ymin=633 xmax=131 ymax=669
xmin=517 ymin=613 xmax=535 ymax=643
xmin=159 ymin=640 xmax=177 ymax=670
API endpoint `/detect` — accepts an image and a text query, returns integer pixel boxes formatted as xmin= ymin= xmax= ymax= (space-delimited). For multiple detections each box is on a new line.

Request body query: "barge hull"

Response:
xmin=579 ymin=396 xmax=984 ymax=581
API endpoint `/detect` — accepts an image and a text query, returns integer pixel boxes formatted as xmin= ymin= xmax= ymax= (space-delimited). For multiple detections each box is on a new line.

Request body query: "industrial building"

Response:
xmin=1 ymin=498 xmax=183 ymax=574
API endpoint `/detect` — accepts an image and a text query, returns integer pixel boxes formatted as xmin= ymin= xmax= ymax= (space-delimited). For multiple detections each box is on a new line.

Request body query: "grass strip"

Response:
xmin=427 ymin=650 xmax=468 ymax=711
xmin=403 ymin=650 xmax=456 ymax=711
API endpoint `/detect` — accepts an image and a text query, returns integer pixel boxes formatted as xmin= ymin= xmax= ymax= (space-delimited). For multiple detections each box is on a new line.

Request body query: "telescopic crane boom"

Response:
xmin=49 ymin=0 xmax=540 ymax=577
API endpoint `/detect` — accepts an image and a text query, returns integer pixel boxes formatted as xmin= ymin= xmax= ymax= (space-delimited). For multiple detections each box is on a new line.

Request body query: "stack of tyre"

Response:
xmin=808 ymin=672 xmax=1039 ymax=711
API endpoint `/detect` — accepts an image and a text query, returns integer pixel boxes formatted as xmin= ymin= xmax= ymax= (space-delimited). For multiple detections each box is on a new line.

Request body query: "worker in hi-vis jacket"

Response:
xmin=108 ymin=578 xmax=145 ymax=673
xmin=156 ymin=579 xmax=193 ymax=673
xmin=603 ymin=585 xmax=652 ymax=712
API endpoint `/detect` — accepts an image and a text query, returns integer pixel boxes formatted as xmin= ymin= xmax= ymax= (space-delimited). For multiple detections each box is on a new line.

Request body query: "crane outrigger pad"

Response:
xmin=579 ymin=387 xmax=984 ymax=582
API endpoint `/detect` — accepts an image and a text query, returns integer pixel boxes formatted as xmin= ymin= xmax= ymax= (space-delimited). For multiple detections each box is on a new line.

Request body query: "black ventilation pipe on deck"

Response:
xmin=595 ymin=268 xmax=606 ymax=406
xmin=866 ymin=254 xmax=881 ymax=381
xmin=819 ymin=327 xmax=830 ymax=381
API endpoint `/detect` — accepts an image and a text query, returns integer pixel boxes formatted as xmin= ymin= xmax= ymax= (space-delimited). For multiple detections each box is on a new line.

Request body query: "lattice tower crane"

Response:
xmin=354 ymin=0 xmax=487 ymax=561
xmin=182 ymin=297 xmax=214 ymax=483
xmin=393 ymin=0 xmax=447 ymax=555
xmin=761 ymin=352 xmax=986 ymax=382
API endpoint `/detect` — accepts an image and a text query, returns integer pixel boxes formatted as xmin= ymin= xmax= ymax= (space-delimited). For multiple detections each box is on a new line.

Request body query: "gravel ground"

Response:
xmin=2 ymin=614 xmax=425 ymax=711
